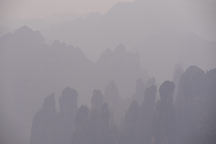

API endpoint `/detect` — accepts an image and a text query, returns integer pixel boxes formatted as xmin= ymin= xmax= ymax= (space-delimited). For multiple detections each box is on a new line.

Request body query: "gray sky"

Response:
xmin=1 ymin=0 xmax=216 ymax=41
xmin=0 ymin=0 xmax=133 ymax=24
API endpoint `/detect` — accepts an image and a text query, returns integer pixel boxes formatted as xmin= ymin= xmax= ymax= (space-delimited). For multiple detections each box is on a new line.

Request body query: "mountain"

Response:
xmin=39 ymin=0 xmax=216 ymax=81
xmin=0 ymin=26 xmax=145 ymax=144
xmin=0 ymin=26 xmax=94 ymax=144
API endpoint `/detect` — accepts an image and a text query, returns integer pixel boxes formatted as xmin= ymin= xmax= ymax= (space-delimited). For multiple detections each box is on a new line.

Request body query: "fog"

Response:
xmin=3 ymin=0 xmax=215 ymax=80
xmin=0 ymin=0 xmax=216 ymax=144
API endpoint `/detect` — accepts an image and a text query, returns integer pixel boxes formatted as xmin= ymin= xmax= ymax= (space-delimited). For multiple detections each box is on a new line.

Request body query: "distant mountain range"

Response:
xmin=39 ymin=0 xmax=216 ymax=79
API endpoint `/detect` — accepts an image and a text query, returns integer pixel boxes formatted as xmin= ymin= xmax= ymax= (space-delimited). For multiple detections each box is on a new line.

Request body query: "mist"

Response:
xmin=0 ymin=0 xmax=216 ymax=144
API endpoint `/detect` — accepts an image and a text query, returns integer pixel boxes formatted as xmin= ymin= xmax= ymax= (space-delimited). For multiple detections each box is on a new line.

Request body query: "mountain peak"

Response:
xmin=13 ymin=26 xmax=45 ymax=44
xmin=16 ymin=25 xmax=33 ymax=33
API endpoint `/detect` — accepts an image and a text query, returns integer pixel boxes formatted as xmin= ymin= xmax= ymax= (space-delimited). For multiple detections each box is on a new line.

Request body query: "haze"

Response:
xmin=0 ymin=0 xmax=215 ymax=41
xmin=0 ymin=0 xmax=133 ymax=30
xmin=0 ymin=0 xmax=216 ymax=144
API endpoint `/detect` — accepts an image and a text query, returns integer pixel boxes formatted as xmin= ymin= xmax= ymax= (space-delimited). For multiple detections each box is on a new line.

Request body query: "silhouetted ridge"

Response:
xmin=40 ymin=0 xmax=216 ymax=80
